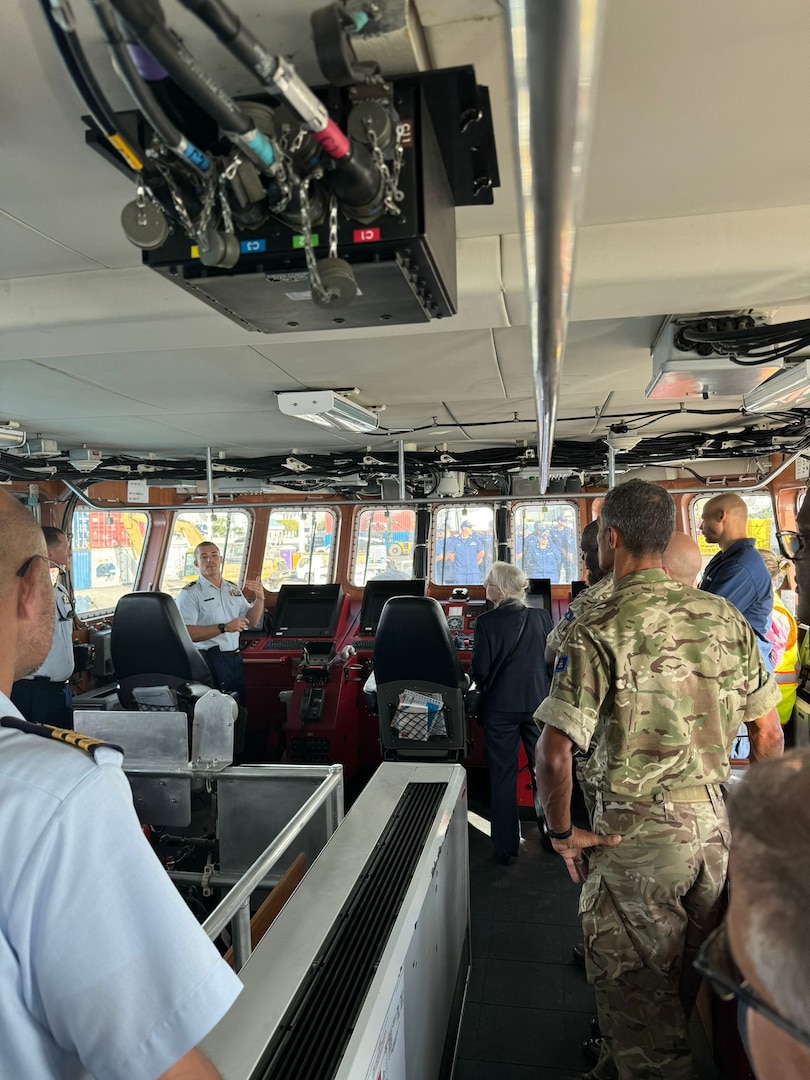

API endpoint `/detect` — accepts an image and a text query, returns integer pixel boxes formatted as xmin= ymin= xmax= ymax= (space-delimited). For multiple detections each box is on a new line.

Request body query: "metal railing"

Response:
xmin=202 ymin=764 xmax=344 ymax=972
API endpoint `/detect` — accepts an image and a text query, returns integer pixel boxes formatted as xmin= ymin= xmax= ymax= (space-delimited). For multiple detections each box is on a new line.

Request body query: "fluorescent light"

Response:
xmin=277 ymin=391 xmax=379 ymax=433
xmin=743 ymin=359 xmax=810 ymax=413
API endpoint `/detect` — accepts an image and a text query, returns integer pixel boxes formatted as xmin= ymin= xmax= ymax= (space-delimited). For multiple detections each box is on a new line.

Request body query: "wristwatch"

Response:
xmin=217 ymin=622 xmax=226 ymax=634
xmin=546 ymin=824 xmax=574 ymax=841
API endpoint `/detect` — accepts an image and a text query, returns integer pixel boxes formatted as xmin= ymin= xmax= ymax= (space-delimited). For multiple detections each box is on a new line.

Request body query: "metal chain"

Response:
xmin=299 ymin=178 xmax=332 ymax=303
xmin=135 ymin=181 xmax=148 ymax=227
xmin=151 ymin=157 xmax=196 ymax=239
xmin=366 ymin=123 xmax=405 ymax=215
xmin=329 ymin=194 xmax=339 ymax=260
xmin=196 ymin=174 xmax=218 ymax=236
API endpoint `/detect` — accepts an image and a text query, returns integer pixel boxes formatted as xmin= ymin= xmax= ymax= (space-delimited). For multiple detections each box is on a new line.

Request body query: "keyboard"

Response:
xmin=263 ymin=639 xmax=306 ymax=650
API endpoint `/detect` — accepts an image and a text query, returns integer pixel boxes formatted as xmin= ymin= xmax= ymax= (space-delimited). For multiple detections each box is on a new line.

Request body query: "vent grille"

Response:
xmin=256 ymin=781 xmax=447 ymax=1079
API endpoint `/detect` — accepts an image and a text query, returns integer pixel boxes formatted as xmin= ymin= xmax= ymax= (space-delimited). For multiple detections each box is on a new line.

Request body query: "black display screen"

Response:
xmin=358 ymin=579 xmax=426 ymax=633
xmin=526 ymin=577 xmax=552 ymax=612
xmin=571 ymin=580 xmax=588 ymax=599
xmin=273 ymin=585 xmax=343 ymax=637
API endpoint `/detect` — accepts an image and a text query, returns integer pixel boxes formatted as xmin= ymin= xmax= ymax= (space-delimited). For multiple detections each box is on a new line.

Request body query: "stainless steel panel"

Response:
xmin=129 ymin=776 xmax=191 ymax=827
xmin=191 ymin=690 xmax=236 ymax=767
xmin=217 ymin=774 xmax=329 ymax=877
xmin=73 ymin=710 xmax=189 ymax=768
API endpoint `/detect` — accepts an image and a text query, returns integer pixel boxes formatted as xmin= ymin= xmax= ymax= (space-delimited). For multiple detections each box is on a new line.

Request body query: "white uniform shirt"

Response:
xmin=174 ymin=576 xmax=252 ymax=651
xmin=29 ymin=581 xmax=74 ymax=681
xmin=0 ymin=691 xmax=242 ymax=1080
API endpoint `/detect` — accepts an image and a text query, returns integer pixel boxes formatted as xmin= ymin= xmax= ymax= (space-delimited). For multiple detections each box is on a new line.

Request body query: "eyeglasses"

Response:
xmin=695 ymin=922 xmax=810 ymax=1049
xmin=776 ymin=530 xmax=805 ymax=561
xmin=16 ymin=554 xmax=67 ymax=586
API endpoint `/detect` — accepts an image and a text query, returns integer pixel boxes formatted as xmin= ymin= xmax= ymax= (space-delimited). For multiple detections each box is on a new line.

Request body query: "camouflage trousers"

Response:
xmin=580 ymin=785 xmax=729 ymax=1080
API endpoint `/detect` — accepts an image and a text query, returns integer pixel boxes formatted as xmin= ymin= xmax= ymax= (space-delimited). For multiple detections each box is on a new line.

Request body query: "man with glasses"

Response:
xmin=696 ymin=748 xmax=810 ymax=1079
xmin=11 ymin=526 xmax=75 ymax=729
xmin=534 ymin=480 xmax=783 ymax=1080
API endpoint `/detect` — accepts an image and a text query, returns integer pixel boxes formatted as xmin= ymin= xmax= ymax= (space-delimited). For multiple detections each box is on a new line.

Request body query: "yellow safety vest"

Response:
xmin=773 ymin=595 xmax=799 ymax=725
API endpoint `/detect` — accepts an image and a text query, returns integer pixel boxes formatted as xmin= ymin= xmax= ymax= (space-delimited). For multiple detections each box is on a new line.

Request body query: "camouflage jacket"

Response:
xmin=545 ymin=574 xmax=614 ymax=656
xmin=534 ymin=568 xmax=780 ymax=797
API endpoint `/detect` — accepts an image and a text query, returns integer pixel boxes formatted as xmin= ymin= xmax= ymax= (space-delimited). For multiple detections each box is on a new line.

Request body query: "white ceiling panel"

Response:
xmin=0 ymin=213 xmax=103 ymax=279
xmin=36 ymin=346 xmax=301 ymax=411
xmin=585 ymin=0 xmax=810 ymax=224
xmin=251 ymin=328 xmax=505 ymax=403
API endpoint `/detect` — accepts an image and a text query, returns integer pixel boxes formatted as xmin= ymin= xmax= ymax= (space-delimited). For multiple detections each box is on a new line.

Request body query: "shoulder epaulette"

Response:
xmin=183 ymin=579 xmax=199 ymax=589
xmin=0 ymin=716 xmax=123 ymax=761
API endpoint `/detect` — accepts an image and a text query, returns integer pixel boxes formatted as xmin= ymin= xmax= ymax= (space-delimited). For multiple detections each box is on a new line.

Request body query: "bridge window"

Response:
xmin=159 ymin=511 xmax=251 ymax=596
xmin=433 ymin=507 xmax=494 ymax=586
xmin=71 ymin=510 xmax=149 ymax=617
xmin=514 ymin=503 xmax=580 ymax=584
xmin=352 ymin=507 xmax=416 ymax=586
xmin=262 ymin=509 xmax=337 ymax=590
xmin=690 ymin=494 xmax=778 ymax=577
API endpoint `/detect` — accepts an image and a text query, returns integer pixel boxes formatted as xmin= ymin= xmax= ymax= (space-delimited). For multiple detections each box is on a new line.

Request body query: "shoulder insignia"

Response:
xmin=554 ymin=655 xmax=569 ymax=673
xmin=0 ymin=716 xmax=123 ymax=761
xmin=183 ymin=579 xmax=199 ymax=589
xmin=564 ymin=609 xmax=575 ymax=622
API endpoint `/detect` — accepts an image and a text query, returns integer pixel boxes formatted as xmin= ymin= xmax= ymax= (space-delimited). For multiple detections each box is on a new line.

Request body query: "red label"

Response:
xmin=353 ymin=228 xmax=380 ymax=243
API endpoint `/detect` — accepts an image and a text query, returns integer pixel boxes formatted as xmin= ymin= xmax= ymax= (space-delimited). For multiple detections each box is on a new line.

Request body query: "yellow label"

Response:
xmin=191 ymin=245 xmax=199 ymax=259
xmin=107 ymin=133 xmax=143 ymax=172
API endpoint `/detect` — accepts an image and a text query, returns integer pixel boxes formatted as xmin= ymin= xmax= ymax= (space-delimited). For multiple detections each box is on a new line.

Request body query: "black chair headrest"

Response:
xmin=111 ymin=592 xmax=212 ymax=686
xmin=373 ymin=596 xmax=463 ymax=688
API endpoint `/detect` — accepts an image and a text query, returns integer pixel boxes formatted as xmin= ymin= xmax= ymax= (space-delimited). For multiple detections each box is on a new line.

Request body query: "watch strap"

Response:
xmin=546 ymin=824 xmax=574 ymax=841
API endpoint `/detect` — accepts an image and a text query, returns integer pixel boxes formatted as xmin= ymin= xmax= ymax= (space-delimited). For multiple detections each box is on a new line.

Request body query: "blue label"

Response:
xmin=184 ymin=145 xmax=210 ymax=172
xmin=240 ymin=239 xmax=267 ymax=254
xmin=564 ymin=609 xmax=574 ymax=622
xmin=554 ymin=655 xmax=569 ymax=673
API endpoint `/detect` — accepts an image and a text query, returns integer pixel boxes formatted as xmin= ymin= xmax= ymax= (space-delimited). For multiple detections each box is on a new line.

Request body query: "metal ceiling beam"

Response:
xmin=506 ymin=0 xmax=604 ymax=491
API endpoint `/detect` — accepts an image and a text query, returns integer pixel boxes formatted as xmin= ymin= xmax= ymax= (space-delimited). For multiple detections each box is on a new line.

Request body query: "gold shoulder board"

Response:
xmin=0 ymin=716 xmax=122 ymax=761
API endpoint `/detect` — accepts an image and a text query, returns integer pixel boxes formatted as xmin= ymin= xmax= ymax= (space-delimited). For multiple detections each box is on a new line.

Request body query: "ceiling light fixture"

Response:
xmin=277 ymin=391 xmax=379 ymax=433
xmin=742 ymin=359 xmax=810 ymax=413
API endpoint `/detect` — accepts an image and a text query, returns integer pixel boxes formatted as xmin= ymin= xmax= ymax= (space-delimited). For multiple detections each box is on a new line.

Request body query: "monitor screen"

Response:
xmin=358 ymin=578 xmax=426 ymax=633
xmin=526 ymin=577 xmax=552 ymax=612
xmin=272 ymin=584 xmax=343 ymax=637
xmin=571 ymin=579 xmax=588 ymax=599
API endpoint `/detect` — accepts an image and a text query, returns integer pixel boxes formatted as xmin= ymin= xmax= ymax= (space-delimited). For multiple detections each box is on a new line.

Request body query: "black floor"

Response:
xmin=457 ymin=809 xmax=723 ymax=1080
xmin=457 ymin=818 xmax=592 ymax=1079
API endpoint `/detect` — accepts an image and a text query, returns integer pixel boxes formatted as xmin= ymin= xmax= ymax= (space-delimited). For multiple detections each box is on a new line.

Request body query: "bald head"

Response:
xmin=662 ymin=531 xmax=703 ymax=587
xmin=700 ymin=493 xmax=749 ymax=551
xmin=0 ymin=490 xmax=55 ymax=689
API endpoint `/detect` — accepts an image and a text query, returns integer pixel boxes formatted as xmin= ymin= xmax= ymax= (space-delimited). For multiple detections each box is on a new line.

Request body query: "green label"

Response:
xmin=292 ymin=234 xmax=318 ymax=249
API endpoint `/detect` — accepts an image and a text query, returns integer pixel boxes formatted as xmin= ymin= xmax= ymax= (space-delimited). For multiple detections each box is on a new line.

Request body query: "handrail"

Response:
xmin=202 ymin=765 xmax=343 ymax=944
xmin=506 ymin=0 xmax=605 ymax=492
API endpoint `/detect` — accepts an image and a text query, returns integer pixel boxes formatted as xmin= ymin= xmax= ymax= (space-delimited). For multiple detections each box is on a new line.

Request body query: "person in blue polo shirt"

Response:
xmin=699 ymin=493 xmax=773 ymax=671
xmin=445 ymin=520 xmax=486 ymax=584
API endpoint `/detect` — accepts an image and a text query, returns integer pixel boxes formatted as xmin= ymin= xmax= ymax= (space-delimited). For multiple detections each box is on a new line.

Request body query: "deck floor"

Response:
xmin=457 ymin=808 xmax=723 ymax=1080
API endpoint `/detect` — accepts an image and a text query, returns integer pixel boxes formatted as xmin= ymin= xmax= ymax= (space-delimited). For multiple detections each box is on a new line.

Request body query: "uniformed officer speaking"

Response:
xmin=534 ymin=480 xmax=783 ymax=1080
xmin=174 ymin=541 xmax=264 ymax=748
xmin=11 ymin=526 xmax=75 ymax=729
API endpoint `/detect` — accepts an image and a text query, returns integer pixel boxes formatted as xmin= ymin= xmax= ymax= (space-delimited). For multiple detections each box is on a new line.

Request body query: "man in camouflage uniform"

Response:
xmin=534 ymin=480 xmax=783 ymax=1080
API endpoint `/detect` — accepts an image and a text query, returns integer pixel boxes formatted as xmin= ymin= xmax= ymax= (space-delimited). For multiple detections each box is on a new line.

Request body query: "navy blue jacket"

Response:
xmin=470 ymin=600 xmax=553 ymax=712
xmin=699 ymin=537 xmax=773 ymax=670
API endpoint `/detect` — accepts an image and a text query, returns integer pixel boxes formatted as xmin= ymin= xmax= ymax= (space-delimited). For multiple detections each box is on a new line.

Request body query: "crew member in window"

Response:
xmin=174 ymin=542 xmax=264 ymax=755
xmin=11 ymin=527 xmax=75 ymax=729
xmin=523 ymin=523 xmax=563 ymax=582
xmin=442 ymin=520 xmax=486 ymax=584
xmin=549 ymin=515 xmax=576 ymax=584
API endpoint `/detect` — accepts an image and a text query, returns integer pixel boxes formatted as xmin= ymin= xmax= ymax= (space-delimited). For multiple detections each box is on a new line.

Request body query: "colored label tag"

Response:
xmin=564 ymin=609 xmax=575 ymax=622
xmin=240 ymin=239 xmax=266 ymax=254
xmin=190 ymin=245 xmax=199 ymax=259
xmin=554 ymin=655 xmax=569 ymax=673
xmin=353 ymin=228 xmax=380 ymax=243
xmin=292 ymin=234 xmax=318 ymax=249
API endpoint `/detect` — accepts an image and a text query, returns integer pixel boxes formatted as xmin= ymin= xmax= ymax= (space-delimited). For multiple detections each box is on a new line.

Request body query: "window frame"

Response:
xmin=71 ymin=508 xmax=152 ymax=620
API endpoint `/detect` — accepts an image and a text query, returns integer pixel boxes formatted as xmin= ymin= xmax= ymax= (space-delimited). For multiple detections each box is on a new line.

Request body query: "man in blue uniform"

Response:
xmin=699 ymin=493 xmax=773 ymax=670
xmin=443 ymin=520 xmax=485 ymax=584
xmin=0 ymin=490 xmax=241 ymax=1079
xmin=11 ymin=526 xmax=75 ymax=728
xmin=174 ymin=541 xmax=265 ymax=724
xmin=523 ymin=524 xmax=563 ymax=581
xmin=550 ymin=515 xmax=576 ymax=583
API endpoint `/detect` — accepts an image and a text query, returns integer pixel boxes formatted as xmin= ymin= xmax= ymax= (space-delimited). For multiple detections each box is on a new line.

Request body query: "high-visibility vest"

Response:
xmin=773 ymin=595 xmax=799 ymax=725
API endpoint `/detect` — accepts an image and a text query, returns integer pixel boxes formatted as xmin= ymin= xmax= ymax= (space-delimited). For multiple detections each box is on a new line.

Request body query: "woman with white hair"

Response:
xmin=470 ymin=561 xmax=553 ymax=864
